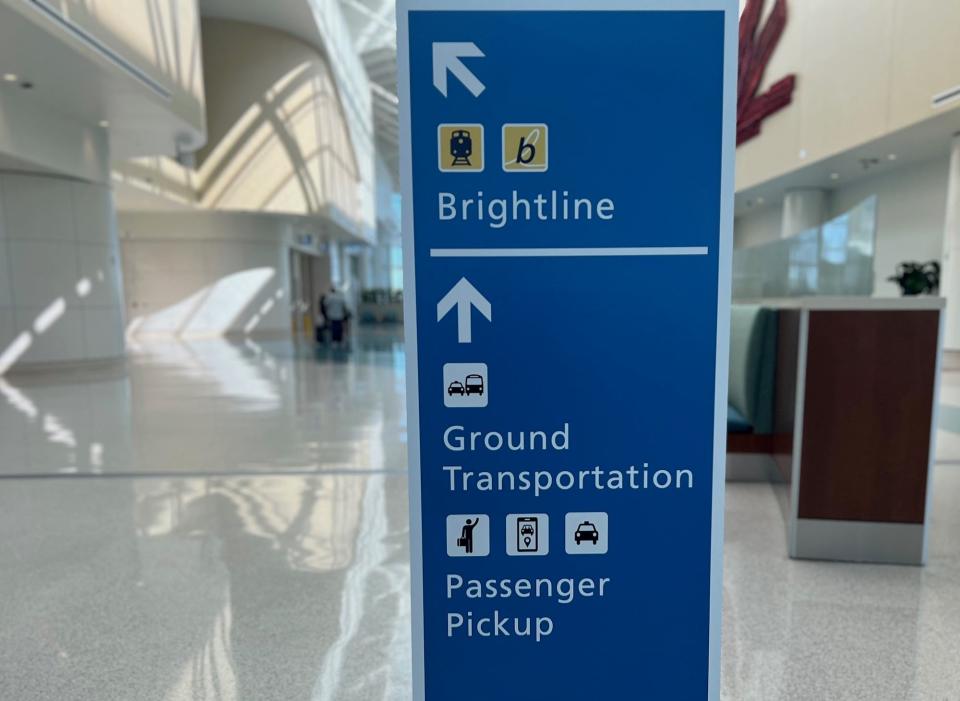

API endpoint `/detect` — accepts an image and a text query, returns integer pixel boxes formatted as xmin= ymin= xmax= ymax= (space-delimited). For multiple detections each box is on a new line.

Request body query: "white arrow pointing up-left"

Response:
xmin=432 ymin=42 xmax=485 ymax=97
xmin=437 ymin=278 xmax=491 ymax=343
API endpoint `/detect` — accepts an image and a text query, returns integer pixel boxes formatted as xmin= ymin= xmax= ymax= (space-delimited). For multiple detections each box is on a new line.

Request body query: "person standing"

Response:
xmin=321 ymin=286 xmax=350 ymax=345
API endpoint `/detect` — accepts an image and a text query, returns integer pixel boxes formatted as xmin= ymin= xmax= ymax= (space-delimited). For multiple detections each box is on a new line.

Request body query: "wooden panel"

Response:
xmin=797 ymin=310 xmax=939 ymax=524
xmin=727 ymin=432 xmax=774 ymax=454
xmin=773 ymin=309 xmax=800 ymax=483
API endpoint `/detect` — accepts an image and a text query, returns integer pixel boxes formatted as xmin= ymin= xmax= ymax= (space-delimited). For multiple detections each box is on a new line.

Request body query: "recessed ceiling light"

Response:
xmin=99 ymin=120 xmax=109 ymax=128
xmin=757 ymin=197 xmax=765 ymax=205
xmin=830 ymin=173 xmax=840 ymax=180
xmin=888 ymin=153 xmax=898 ymax=161
xmin=2 ymin=73 xmax=17 ymax=82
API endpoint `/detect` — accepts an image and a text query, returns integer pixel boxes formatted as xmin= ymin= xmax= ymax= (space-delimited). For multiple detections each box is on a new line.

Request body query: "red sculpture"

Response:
xmin=737 ymin=0 xmax=796 ymax=146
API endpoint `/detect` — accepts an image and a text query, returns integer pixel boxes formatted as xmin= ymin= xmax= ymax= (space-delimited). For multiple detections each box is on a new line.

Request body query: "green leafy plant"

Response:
xmin=888 ymin=261 xmax=940 ymax=296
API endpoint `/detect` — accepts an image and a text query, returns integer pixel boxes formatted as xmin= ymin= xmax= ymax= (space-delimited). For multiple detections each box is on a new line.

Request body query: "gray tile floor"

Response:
xmin=2 ymin=332 xmax=959 ymax=700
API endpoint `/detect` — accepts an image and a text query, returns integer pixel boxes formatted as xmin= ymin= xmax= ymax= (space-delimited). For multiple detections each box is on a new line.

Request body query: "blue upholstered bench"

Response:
xmin=727 ymin=304 xmax=777 ymax=436
xmin=726 ymin=305 xmax=780 ymax=484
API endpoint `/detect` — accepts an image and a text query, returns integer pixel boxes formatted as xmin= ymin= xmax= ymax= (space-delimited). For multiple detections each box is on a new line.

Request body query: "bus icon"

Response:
xmin=443 ymin=363 xmax=488 ymax=408
xmin=465 ymin=374 xmax=484 ymax=396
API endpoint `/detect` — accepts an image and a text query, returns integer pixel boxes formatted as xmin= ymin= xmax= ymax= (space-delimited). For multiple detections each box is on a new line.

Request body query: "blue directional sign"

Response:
xmin=398 ymin=2 xmax=736 ymax=698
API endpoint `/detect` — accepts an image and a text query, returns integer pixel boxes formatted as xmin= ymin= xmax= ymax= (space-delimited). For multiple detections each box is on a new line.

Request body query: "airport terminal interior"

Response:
xmin=2 ymin=0 xmax=960 ymax=699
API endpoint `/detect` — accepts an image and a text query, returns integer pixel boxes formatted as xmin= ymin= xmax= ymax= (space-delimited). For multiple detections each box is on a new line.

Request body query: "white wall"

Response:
xmin=736 ymin=0 xmax=960 ymax=191
xmin=733 ymin=156 xmax=951 ymax=297
xmin=0 ymin=96 xmax=110 ymax=184
xmin=830 ymin=157 xmax=950 ymax=296
xmin=734 ymin=203 xmax=783 ymax=250
xmin=119 ymin=211 xmax=294 ymax=338
xmin=0 ymin=173 xmax=125 ymax=372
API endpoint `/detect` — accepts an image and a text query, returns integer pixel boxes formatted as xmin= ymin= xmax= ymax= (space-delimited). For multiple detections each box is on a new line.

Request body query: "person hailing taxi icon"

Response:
xmin=457 ymin=517 xmax=479 ymax=553
xmin=449 ymin=129 xmax=473 ymax=166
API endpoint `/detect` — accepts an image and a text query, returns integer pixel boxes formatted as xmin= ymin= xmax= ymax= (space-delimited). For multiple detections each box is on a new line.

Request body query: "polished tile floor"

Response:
xmin=2 ymin=332 xmax=960 ymax=700
xmin=0 ymin=331 xmax=407 ymax=476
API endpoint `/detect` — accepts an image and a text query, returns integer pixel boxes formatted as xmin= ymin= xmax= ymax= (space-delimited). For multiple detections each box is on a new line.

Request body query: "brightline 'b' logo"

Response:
xmin=502 ymin=123 xmax=548 ymax=172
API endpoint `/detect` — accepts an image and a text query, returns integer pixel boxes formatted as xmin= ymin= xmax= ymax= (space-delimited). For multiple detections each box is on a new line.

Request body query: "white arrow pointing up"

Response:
xmin=432 ymin=42 xmax=485 ymax=97
xmin=437 ymin=278 xmax=491 ymax=344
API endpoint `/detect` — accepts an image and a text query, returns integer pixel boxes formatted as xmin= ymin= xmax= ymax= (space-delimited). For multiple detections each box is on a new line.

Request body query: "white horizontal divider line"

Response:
xmin=430 ymin=246 xmax=709 ymax=258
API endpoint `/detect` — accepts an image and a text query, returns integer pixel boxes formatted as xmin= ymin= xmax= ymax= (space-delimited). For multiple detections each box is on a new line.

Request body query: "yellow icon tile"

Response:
xmin=438 ymin=124 xmax=484 ymax=172
xmin=502 ymin=123 xmax=548 ymax=172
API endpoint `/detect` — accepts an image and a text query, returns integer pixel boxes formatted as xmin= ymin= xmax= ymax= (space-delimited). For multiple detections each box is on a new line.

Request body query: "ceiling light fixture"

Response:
xmin=99 ymin=120 xmax=109 ymax=128
xmin=830 ymin=173 xmax=840 ymax=180
xmin=2 ymin=73 xmax=17 ymax=82
xmin=888 ymin=153 xmax=898 ymax=161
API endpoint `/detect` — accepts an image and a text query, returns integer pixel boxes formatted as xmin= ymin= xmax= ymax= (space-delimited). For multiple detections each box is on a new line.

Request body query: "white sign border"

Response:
xmin=397 ymin=2 xmax=737 ymax=698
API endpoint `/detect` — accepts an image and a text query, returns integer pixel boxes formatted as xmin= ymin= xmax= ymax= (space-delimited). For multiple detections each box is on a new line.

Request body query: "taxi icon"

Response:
xmin=447 ymin=380 xmax=465 ymax=396
xmin=574 ymin=521 xmax=599 ymax=545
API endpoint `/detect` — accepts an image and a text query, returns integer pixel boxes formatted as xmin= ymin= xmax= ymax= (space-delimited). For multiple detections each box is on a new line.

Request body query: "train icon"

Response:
xmin=449 ymin=129 xmax=473 ymax=166
xmin=438 ymin=124 xmax=484 ymax=172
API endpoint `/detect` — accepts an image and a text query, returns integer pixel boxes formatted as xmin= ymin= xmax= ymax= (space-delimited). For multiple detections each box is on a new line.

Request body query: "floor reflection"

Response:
xmin=0 ymin=328 xmax=408 ymax=476
xmin=4 ymin=329 xmax=960 ymax=699
xmin=0 ymin=472 xmax=410 ymax=701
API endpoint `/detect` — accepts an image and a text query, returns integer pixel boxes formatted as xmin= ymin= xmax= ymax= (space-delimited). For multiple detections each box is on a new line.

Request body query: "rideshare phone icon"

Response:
xmin=517 ymin=516 xmax=538 ymax=552
xmin=505 ymin=514 xmax=549 ymax=556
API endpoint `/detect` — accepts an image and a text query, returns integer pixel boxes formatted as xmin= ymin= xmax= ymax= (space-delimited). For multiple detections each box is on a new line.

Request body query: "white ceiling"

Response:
xmin=0 ymin=1 xmax=204 ymax=163
xmin=735 ymin=106 xmax=960 ymax=216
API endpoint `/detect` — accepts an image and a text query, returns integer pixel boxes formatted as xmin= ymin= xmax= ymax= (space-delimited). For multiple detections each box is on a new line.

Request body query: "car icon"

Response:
xmin=465 ymin=374 xmax=484 ymax=396
xmin=574 ymin=521 xmax=599 ymax=545
xmin=447 ymin=381 xmax=465 ymax=396
xmin=520 ymin=524 xmax=535 ymax=536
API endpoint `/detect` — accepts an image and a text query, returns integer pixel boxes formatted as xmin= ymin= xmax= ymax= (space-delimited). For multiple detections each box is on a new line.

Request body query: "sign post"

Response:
xmin=398 ymin=2 xmax=736 ymax=698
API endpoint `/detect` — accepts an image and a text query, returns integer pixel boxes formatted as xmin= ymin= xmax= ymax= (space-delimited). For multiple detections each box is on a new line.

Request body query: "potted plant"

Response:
xmin=888 ymin=261 xmax=940 ymax=296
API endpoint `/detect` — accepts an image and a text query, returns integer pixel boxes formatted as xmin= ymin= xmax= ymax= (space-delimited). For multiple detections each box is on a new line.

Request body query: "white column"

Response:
xmin=781 ymin=188 xmax=828 ymax=239
xmin=0 ymin=173 xmax=125 ymax=373
xmin=359 ymin=248 xmax=374 ymax=290
xmin=371 ymin=238 xmax=394 ymax=289
xmin=328 ymin=241 xmax=342 ymax=288
xmin=940 ymin=134 xmax=960 ymax=349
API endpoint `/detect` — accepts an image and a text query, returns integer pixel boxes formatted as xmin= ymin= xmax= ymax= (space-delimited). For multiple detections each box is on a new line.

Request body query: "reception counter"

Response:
xmin=772 ymin=297 xmax=944 ymax=565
